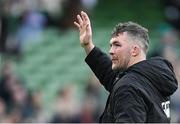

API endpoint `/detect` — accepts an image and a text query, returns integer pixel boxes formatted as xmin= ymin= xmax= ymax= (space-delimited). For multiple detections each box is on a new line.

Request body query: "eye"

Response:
xmin=114 ymin=43 xmax=121 ymax=47
xmin=110 ymin=41 xmax=122 ymax=47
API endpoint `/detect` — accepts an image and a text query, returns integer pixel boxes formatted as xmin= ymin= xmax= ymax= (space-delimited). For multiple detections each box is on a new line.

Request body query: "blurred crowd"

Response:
xmin=0 ymin=0 xmax=97 ymax=59
xmin=0 ymin=60 xmax=105 ymax=122
xmin=0 ymin=60 xmax=45 ymax=122
xmin=0 ymin=0 xmax=103 ymax=122
xmin=0 ymin=0 xmax=180 ymax=123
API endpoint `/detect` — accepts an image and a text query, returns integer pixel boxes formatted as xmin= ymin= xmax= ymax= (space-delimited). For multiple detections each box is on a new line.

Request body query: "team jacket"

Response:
xmin=85 ymin=47 xmax=178 ymax=123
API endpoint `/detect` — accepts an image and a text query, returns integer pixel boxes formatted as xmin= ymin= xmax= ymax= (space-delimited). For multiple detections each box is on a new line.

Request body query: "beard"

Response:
xmin=112 ymin=56 xmax=130 ymax=72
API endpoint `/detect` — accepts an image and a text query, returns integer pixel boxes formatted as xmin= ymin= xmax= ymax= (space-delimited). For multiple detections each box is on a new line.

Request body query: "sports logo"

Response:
xmin=161 ymin=101 xmax=170 ymax=118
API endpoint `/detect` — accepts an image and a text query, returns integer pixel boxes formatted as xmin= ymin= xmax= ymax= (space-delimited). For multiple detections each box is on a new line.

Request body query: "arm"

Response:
xmin=112 ymin=85 xmax=147 ymax=122
xmin=74 ymin=11 xmax=116 ymax=92
xmin=85 ymin=47 xmax=116 ymax=92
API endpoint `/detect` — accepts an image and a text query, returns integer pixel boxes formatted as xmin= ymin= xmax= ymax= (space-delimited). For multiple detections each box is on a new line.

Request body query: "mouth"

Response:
xmin=111 ymin=59 xmax=118 ymax=63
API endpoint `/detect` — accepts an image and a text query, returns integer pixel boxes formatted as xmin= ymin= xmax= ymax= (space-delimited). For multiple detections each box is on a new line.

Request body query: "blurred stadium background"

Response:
xmin=0 ymin=0 xmax=180 ymax=122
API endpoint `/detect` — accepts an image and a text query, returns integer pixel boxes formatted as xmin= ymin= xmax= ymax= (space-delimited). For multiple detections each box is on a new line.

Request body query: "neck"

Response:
xmin=127 ymin=55 xmax=146 ymax=68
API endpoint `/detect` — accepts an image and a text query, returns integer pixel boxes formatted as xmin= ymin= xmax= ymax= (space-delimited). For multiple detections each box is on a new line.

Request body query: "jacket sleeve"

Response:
xmin=112 ymin=85 xmax=147 ymax=123
xmin=85 ymin=47 xmax=116 ymax=92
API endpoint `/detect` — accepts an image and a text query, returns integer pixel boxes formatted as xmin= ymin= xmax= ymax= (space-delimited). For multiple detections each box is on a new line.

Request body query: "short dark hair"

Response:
xmin=112 ymin=21 xmax=149 ymax=53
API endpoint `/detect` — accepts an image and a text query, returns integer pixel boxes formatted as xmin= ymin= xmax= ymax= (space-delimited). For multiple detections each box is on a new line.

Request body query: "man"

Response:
xmin=74 ymin=11 xmax=178 ymax=123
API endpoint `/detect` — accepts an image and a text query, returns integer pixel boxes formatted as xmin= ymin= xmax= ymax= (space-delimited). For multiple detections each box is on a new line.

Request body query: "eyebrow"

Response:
xmin=110 ymin=41 xmax=120 ymax=45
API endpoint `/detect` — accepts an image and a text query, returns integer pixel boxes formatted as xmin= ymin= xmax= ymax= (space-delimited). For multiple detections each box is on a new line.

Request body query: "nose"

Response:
xmin=109 ymin=47 xmax=114 ymax=55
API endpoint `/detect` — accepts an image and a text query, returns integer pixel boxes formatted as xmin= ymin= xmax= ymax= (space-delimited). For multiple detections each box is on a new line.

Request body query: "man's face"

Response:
xmin=109 ymin=32 xmax=132 ymax=71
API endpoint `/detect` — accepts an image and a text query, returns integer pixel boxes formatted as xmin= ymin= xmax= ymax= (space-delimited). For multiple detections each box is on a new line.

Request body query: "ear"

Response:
xmin=131 ymin=45 xmax=140 ymax=57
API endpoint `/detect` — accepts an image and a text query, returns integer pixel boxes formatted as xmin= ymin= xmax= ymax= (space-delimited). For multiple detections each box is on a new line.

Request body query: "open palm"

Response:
xmin=74 ymin=11 xmax=92 ymax=47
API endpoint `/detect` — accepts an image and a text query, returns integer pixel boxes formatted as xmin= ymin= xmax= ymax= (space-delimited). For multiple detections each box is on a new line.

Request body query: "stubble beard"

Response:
xmin=112 ymin=57 xmax=130 ymax=72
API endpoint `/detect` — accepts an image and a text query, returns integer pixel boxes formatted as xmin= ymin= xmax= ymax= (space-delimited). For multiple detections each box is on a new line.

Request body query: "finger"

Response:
xmin=86 ymin=23 xmax=91 ymax=33
xmin=86 ymin=23 xmax=89 ymax=29
xmin=74 ymin=21 xmax=80 ymax=28
xmin=81 ymin=11 xmax=90 ymax=22
xmin=77 ymin=15 xmax=83 ymax=25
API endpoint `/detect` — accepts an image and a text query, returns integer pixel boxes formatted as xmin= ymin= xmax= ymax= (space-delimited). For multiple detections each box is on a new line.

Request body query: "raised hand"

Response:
xmin=74 ymin=11 xmax=94 ymax=53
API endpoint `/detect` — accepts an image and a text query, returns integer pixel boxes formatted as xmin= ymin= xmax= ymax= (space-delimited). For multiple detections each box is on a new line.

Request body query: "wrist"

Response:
xmin=83 ymin=42 xmax=95 ymax=55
